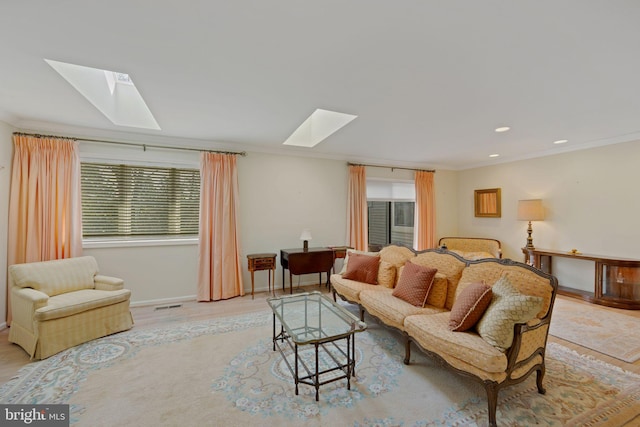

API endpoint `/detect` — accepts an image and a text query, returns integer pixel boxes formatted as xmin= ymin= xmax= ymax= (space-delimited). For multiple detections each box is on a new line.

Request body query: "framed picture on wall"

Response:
xmin=474 ymin=188 xmax=501 ymax=218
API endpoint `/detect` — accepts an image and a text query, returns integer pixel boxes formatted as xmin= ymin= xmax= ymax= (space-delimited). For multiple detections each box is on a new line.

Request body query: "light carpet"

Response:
xmin=550 ymin=298 xmax=640 ymax=363
xmin=1 ymin=307 xmax=640 ymax=427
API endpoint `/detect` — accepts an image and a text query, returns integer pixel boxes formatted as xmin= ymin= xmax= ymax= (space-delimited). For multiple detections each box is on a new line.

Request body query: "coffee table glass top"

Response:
xmin=267 ymin=291 xmax=366 ymax=345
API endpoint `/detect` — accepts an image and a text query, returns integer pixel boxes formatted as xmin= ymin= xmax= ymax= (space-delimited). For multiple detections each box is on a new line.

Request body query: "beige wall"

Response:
xmin=457 ymin=139 xmax=640 ymax=291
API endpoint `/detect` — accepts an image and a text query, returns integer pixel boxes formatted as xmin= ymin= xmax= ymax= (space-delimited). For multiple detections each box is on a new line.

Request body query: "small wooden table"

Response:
xmin=280 ymin=248 xmax=335 ymax=294
xmin=247 ymin=253 xmax=277 ymax=299
xmin=329 ymin=246 xmax=352 ymax=274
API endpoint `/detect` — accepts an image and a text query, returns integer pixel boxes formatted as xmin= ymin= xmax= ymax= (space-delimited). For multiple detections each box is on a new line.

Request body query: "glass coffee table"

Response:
xmin=267 ymin=291 xmax=367 ymax=401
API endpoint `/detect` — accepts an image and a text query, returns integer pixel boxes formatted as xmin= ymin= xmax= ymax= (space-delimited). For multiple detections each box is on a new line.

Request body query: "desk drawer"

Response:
xmin=252 ymin=258 xmax=275 ymax=270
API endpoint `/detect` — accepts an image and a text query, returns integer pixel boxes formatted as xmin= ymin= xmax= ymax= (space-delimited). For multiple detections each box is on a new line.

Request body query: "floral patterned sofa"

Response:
xmin=330 ymin=245 xmax=558 ymax=427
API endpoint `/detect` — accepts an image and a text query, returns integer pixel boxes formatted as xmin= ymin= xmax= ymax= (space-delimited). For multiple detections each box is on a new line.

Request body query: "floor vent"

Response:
xmin=154 ymin=304 xmax=183 ymax=310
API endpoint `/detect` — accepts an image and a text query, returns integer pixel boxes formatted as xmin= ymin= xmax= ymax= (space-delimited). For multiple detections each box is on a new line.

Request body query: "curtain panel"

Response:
xmin=347 ymin=165 xmax=368 ymax=251
xmin=197 ymin=152 xmax=244 ymax=301
xmin=7 ymin=134 xmax=83 ymax=323
xmin=414 ymin=170 xmax=436 ymax=250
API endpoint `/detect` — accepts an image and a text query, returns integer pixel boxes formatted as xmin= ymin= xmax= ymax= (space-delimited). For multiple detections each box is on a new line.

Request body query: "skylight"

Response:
xmin=283 ymin=109 xmax=357 ymax=147
xmin=45 ymin=59 xmax=160 ymax=130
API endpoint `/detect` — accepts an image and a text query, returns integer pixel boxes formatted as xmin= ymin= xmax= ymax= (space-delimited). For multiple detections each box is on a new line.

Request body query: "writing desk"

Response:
xmin=280 ymin=247 xmax=335 ymax=294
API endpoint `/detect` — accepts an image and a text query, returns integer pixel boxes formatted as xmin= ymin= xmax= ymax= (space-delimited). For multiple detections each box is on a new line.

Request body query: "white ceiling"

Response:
xmin=2 ymin=1 xmax=640 ymax=170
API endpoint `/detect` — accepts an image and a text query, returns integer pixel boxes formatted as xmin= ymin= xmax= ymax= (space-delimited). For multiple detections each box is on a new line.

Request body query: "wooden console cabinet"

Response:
xmin=523 ymin=248 xmax=640 ymax=309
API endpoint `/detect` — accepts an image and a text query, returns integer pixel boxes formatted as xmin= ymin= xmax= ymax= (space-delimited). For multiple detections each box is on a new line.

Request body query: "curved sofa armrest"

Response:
xmin=507 ymin=320 xmax=550 ymax=368
xmin=11 ymin=287 xmax=49 ymax=329
xmin=94 ymin=275 xmax=125 ymax=291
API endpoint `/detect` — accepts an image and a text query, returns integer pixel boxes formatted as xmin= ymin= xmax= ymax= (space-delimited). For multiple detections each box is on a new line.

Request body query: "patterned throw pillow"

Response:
xmin=342 ymin=253 xmax=381 ymax=285
xmin=377 ymin=261 xmax=396 ymax=288
xmin=476 ymin=276 xmax=544 ymax=350
xmin=339 ymin=250 xmax=379 ymax=275
xmin=392 ymin=262 xmax=438 ymax=307
xmin=449 ymin=281 xmax=493 ymax=331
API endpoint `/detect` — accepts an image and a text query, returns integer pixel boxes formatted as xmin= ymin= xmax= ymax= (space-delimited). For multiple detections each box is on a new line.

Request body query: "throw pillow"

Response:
xmin=425 ymin=274 xmax=448 ymax=308
xmin=342 ymin=253 xmax=380 ymax=285
xmin=377 ymin=261 xmax=396 ymax=288
xmin=392 ymin=262 xmax=438 ymax=307
xmin=449 ymin=281 xmax=493 ymax=331
xmin=339 ymin=249 xmax=378 ymax=275
xmin=476 ymin=276 xmax=544 ymax=351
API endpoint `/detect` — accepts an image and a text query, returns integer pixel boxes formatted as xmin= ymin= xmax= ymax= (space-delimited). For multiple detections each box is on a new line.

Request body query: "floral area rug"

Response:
xmin=550 ymin=298 xmax=640 ymax=363
xmin=1 ymin=305 xmax=640 ymax=426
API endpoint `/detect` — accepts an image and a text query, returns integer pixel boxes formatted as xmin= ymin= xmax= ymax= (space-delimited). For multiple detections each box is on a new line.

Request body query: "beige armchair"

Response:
xmin=8 ymin=256 xmax=134 ymax=359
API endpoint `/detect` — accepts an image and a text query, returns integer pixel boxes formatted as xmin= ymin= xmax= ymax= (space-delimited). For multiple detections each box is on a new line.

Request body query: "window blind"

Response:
xmin=81 ymin=162 xmax=200 ymax=237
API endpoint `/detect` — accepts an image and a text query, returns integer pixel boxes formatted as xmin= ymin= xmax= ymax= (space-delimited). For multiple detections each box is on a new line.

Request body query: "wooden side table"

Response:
xmin=330 ymin=246 xmax=352 ymax=274
xmin=247 ymin=253 xmax=277 ymax=299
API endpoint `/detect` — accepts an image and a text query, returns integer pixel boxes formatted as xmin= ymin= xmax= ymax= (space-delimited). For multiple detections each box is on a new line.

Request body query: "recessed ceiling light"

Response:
xmin=494 ymin=127 xmax=510 ymax=133
xmin=283 ymin=109 xmax=357 ymax=147
xmin=553 ymin=139 xmax=568 ymax=144
xmin=489 ymin=154 xmax=500 ymax=158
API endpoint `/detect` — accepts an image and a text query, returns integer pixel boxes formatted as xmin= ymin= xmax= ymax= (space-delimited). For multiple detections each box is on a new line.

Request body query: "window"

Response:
xmin=81 ymin=162 xmax=200 ymax=238
xmin=366 ymin=179 xmax=415 ymax=250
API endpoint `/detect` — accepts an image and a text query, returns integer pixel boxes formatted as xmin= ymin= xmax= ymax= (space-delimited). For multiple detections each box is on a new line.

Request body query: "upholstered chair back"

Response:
xmin=9 ymin=256 xmax=99 ymax=297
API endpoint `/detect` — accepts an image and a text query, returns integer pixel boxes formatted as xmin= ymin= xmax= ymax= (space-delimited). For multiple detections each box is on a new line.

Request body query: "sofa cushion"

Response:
xmin=34 ymin=288 xmax=131 ymax=321
xmin=449 ymin=281 xmax=492 ymax=331
xmin=342 ymin=253 xmax=380 ymax=285
xmin=331 ymin=275 xmax=382 ymax=304
xmin=405 ymin=312 xmax=508 ymax=374
xmin=377 ymin=261 xmax=396 ymax=288
xmin=361 ymin=290 xmax=446 ymax=331
xmin=9 ymin=256 xmax=99 ymax=297
xmin=476 ymin=276 xmax=544 ymax=350
xmin=392 ymin=262 xmax=437 ymax=307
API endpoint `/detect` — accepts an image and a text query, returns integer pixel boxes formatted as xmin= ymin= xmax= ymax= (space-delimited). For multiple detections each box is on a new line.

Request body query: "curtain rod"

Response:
xmin=348 ymin=162 xmax=435 ymax=173
xmin=13 ymin=132 xmax=247 ymax=156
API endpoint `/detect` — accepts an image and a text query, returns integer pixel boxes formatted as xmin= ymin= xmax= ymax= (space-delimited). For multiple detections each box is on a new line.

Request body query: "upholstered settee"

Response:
xmin=330 ymin=246 xmax=558 ymax=427
xmin=438 ymin=236 xmax=502 ymax=259
xmin=8 ymin=256 xmax=134 ymax=359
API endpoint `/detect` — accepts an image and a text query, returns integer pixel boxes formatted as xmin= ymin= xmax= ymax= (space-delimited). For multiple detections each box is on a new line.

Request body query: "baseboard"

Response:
xmin=0 ymin=322 xmax=6 ymax=331
xmin=130 ymin=279 xmax=328 ymax=307
xmin=130 ymin=295 xmax=197 ymax=308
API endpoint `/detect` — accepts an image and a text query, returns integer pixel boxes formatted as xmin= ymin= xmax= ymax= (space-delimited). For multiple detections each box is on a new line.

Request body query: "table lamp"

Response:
xmin=517 ymin=199 xmax=544 ymax=249
xmin=300 ymin=229 xmax=312 ymax=251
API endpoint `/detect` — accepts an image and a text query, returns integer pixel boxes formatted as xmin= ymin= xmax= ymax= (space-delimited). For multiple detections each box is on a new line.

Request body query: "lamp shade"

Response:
xmin=517 ymin=199 xmax=544 ymax=221
xmin=299 ymin=229 xmax=313 ymax=241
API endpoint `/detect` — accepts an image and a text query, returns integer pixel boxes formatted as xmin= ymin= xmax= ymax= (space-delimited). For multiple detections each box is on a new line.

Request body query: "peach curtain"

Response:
xmin=197 ymin=152 xmax=244 ymax=301
xmin=347 ymin=165 xmax=368 ymax=251
xmin=7 ymin=134 xmax=83 ymax=323
xmin=414 ymin=170 xmax=436 ymax=250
